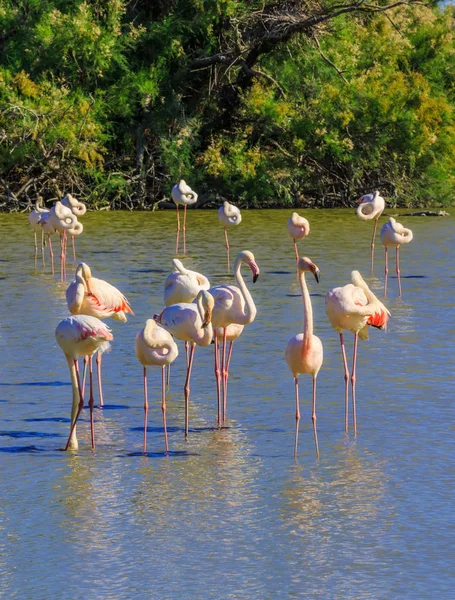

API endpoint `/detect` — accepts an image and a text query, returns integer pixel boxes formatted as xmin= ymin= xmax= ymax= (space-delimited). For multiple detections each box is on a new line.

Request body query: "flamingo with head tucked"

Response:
xmin=164 ymin=259 xmax=210 ymax=306
xmin=39 ymin=212 xmax=57 ymax=275
xmin=209 ymin=250 xmax=259 ymax=424
xmin=55 ymin=315 xmax=113 ymax=450
xmin=380 ymin=217 xmax=413 ymax=298
xmin=326 ymin=271 xmax=390 ymax=435
xmin=171 ymin=180 xmax=198 ymax=255
xmin=356 ymin=191 xmax=385 ymax=273
xmin=285 ymin=257 xmax=322 ymax=457
xmin=66 ymin=262 xmax=133 ymax=406
xmin=135 ymin=319 xmax=179 ymax=453
xmin=218 ymin=201 xmax=242 ymax=270
xmin=154 ymin=290 xmax=214 ymax=439
xmin=28 ymin=199 xmax=49 ymax=266
xmin=62 ymin=194 xmax=86 ymax=261
xmin=287 ymin=213 xmax=310 ymax=261
xmin=48 ymin=201 xmax=79 ymax=280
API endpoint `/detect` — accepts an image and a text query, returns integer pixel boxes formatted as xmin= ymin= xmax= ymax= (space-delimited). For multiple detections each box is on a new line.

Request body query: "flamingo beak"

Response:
xmin=153 ymin=312 xmax=162 ymax=323
xmin=313 ymin=268 xmax=321 ymax=283
xmin=249 ymin=261 xmax=260 ymax=283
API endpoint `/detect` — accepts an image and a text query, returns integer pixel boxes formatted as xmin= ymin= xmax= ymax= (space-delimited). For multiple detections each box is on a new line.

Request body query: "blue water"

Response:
xmin=0 ymin=209 xmax=453 ymax=599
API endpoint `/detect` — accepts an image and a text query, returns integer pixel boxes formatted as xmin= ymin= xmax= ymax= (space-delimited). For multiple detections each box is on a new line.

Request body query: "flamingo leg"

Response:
xmin=166 ymin=363 xmax=171 ymax=390
xmin=48 ymin=235 xmax=54 ymax=275
xmin=96 ymin=352 xmax=104 ymax=407
xmin=63 ymin=230 xmax=67 ymax=280
xmin=143 ymin=366 xmax=148 ymax=453
xmin=371 ymin=217 xmax=379 ymax=274
xmin=65 ymin=360 xmax=84 ymax=451
xmin=59 ymin=234 xmax=64 ymax=281
xmin=82 ymin=356 xmax=88 ymax=399
xmin=293 ymin=239 xmax=299 ymax=262
xmin=41 ymin=229 xmax=46 ymax=267
xmin=312 ymin=376 xmax=319 ymax=457
xmin=183 ymin=204 xmax=187 ymax=255
xmin=33 ymin=232 xmax=38 ymax=267
xmin=339 ymin=333 xmax=350 ymax=433
xmin=185 ymin=341 xmax=189 ymax=368
xmin=384 ymin=247 xmax=389 ymax=297
xmin=89 ymin=356 xmax=95 ymax=449
xmin=224 ymin=227 xmax=230 ymax=272
xmin=175 ymin=205 xmax=180 ymax=254
xmin=183 ymin=344 xmax=196 ymax=439
xmin=221 ymin=328 xmax=228 ymax=421
xmin=224 ymin=340 xmax=234 ymax=421
xmin=161 ymin=366 xmax=169 ymax=454
xmin=351 ymin=333 xmax=359 ymax=436
xmin=294 ymin=376 xmax=300 ymax=458
xmin=396 ymin=246 xmax=402 ymax=298
xmin=72 ymin=235 xmax=76 ymax=262
xmin=214 ymin=336 xmax=222 ymax=427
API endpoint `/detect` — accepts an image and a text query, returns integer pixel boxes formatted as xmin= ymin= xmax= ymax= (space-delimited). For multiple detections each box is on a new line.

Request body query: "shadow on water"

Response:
xmin=0 ymin=430 xmax=61 ymax=439
xmin=98 ymin=404 xmax=130 ymax=410
xmin=24 ymin=417 xmax=71 ymax=423
xmin=131 ymin=268 xmax=168 ymax=274
xmin=0 ymin=445 xmax=44 ymax=453
xmin=0 ymin=381 xmax=70 ymax=387
xmin=125 ymin=450 xmax=196 ymax=458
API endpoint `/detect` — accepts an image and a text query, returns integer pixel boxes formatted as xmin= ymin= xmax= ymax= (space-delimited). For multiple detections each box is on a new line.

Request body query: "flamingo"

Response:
xmin=287 ymin=213 xmax=310 ymax=262
xmin=55 ymin=315 xmax=113 ymax=450
xmin=171 ymin=180 xmax=198 ymax=255
xmin=285 ymin=257 xmax=322 ymax=457
xmin=218 ymin=201 xmax=242 ymax=270
xmin=135 ymin=319 xmax=179 ymax=453
xmin=48 ymin=201 xmax=78 ymax=280
xmin=39 ymin=212 xmax=57 ymax=275
xmin=380 ymin=217 xmax=413 ymax=298
xmin=66 ymin=262 xmax=133 ymax=406
xmin=164 ymin=259 xmax=210 ymax=306
xmin=154 ymin=290 xmax=214 ymax=439
xmin=61 ymin=194 xmax=86 ymax=261
xmin=28 ymin=200 xmax=49 ymax=266
xmin=356 ymin=190 xmax=385 ymax=273
xmin=209 ymin=250 xmax=260 ymax=423
xmin=326 ymin=271 xmax=390 ymax=435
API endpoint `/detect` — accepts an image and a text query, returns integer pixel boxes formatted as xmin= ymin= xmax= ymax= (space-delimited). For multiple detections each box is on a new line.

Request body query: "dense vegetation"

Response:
xmin=1 ymin=0 xmax=454 ymax=210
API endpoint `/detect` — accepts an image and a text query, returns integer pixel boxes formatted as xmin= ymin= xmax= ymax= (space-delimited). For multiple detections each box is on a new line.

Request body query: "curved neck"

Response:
xmin=234 ymin=259 xmax=256 ymax=325
xmin=299 ymin=271 xmax=313 ymax=340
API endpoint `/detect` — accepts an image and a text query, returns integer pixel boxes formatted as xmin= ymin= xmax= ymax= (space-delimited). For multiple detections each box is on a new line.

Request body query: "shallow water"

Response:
xmin=0 ymin=208 xmax=453 ymax=599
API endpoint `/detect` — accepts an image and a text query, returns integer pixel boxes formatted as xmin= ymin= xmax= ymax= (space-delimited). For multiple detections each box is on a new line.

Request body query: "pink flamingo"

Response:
xmin=66 ymin=262 xmax=133 ymax=406
xmin=61 ymin=194 xmax=86 ymax=262
xmin=380 ymin=217 xmax=413 ymax=298
xmin=356 ymin=190 xmax=385 ymax=272
xmin=135 ymin=319 xmax=179 ymax=453
xmin=287 ymin=213 xmax=310 ymax=261
xmin=209 ymin=250 xmax=259 ymax=424
xmin=39 ymin=212 xmax=57 ymax=275
xmin=154 ymin=290 xmax=214 ymax=439
xmin=218 ymin=201 xmax=242 ymax=271
xmin=285 ymin=257 xmax=322 ymax=457
xmin=48 ymin=201 xmax=78 ymax=280
xmin=28 ymin=199 xmax=49 ymax=267
xmin=55 ymin=315 xmax=113 ymax=450
xmin=171 ymin=180 xmax=198 ymax=255
xmin=164 ymin=259 xmax=210 ymax=306
xmin=326 ymin=270 xmax=390 ymax=435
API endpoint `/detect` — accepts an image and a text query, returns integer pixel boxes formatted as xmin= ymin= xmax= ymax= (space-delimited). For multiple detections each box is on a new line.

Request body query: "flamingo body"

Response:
xmin=62 ymin=194 xmax=87 ymax=217
xmin=356 ymin=191 xmax=385 ymax=272
xmin=164 ymin=259 xmax=210 ymax=306
xmin=171 ymin=180 xmax=198 ymax=207
xmin=380 ymin=217 xmax=413 ymax=297
xmin=287 ymin=213 xmax=310 ymax=261
xmin=218 ymin=201 xmax=242 ymax=227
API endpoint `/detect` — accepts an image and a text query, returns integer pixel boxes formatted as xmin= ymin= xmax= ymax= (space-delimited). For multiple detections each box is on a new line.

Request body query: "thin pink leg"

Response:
xmin=183 ymin=204 xmax=187 ymax=255
xmin=96 ymin=353 xmax=104 ymax=407
xmin=224 ymin=340 xmax=234 ymax=420
xmin=351 ymin=333 xmax=359 ymax=436
xmin=221 ymin=328 xmax=228 ymax=421
xmin=384 ymin=247 xmax=388 ymax=297
xmin=89 ymin=356 xmax=95 ymax=449
xmin=214 ymin=336 xmax=222 ymax=427
xmin=48 ymin=236 xmax=54 ymax=275
xmin=175 ymin=205 xmax=180 ymax=254
xmin=59 ymin=234 xmax=64 ymax=280
xmin=294 ymin=376 xmax=300 ymax=458
xmin=161 ymin=366 xmax=169 ymax=454
xmin=41 ymin=229 xmax=45 ymax=267
xmin=339 ymin=333 xmax=350 ymax=433
xmin=396 ymin=246 xmax=402 ymax=298
xmin=82 ymin=356 xmax=88 ymax=398
xmin=293 ymin=239 xmax=299 ymax=262
xmin=72 ymin=235 xmax=76 ymax=262
xmin=312 ymin=376 xmax=319 ymax=457
xmin=183 ymin=344 xmax=196 ymax=439
xmin=166 ymin=364 xmax=171 ymax=390
xmin=33 ymin=232 xmax=38 ymax=267
xmin=65 ymin=360 xmax=84 ymax=451
xmin=185 ymin=341 xmax=189 ymax=368
xmin=63 ymin=230 xmax=67 ymax=280
xmin=143 ymin=366 xmax=148 ymax=453
xmin=224 ymin=227 xmax=230 ymax=271
xmin=371 ymin=217 xmax=379 ymax=274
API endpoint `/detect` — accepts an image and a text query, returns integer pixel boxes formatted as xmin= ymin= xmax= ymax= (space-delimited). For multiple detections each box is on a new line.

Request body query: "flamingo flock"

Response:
xmin=27 ymin=185 xmax=414 ymax=457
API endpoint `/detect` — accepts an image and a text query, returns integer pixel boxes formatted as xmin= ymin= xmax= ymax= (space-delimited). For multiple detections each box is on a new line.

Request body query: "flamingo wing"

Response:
xmin=89 ymin=278 xmax=134 ymax=316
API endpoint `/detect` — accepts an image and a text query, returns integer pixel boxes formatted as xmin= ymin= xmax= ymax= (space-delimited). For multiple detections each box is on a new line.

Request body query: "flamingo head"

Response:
xmin=153 ymin=312 xmax=163 ymax=324
xmin=76 ymin=262 xmax=93 ymax=293
xmin=197 ymin=290 xmax=214 ymax=328
xmin=298 ymin=257 xmax=320 ymax=283
xmin=238 ymin=250 xmax=260 ymax=283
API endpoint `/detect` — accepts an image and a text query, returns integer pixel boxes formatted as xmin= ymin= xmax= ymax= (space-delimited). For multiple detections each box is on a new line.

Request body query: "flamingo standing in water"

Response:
xmin=28 ymin=200 xmax=49 ymax=266
xmin=48 ymin=201 xmax=78 ymax=280
xmin=55 ymin=315 xmax=113 ymax=450
xmin=380 ymin=217 xmax=413 ymax=298
xmin=356 ymin=191 xmax=385 ymax=273
xmin=213 ymin=323 xmax=244 ymax=422
xmin=39 ymin=212 xmax=57 ymax=275
xmin=154 ymin=290 xmax=214 ymax=439
xmin=326 ymin=271 xmax=390 ymax=435
xmin=164 ymin=259 xmax=210 ymax=306
xmin=287 ymin=213 xmax=310 ymax=261
xmin=209 ymin=250 xmax=260 ymax=424
xmin=135 ymin=319 xmax=179 ymax=453
xmin=66 ymin=262 xmax=133 ymax=405
xmin=171 ymin=180 xmax=198 ymax=255
xmin=61 ymin=194 xmax=86 ymax=262
xmin=218 ymin=201 xmax=242 ymax=271
xmin=285 ymin=257 xmax=322 ymax=457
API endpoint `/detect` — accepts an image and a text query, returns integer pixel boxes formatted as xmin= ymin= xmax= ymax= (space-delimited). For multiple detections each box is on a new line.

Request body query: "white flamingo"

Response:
xmin=356 ymin=190 xmax=385 ymax=272
xmin=62 ymin=194 xmax=86 ymax=261
xmin=218 ymin=201 xmax=242 ymax=270
xmin=380 ymin=217 xmax=413 ymax=297
xmin=171 ymin=180 xmax=198 ymax=255
xmin=287 ymin=212 xmax=310 ymax=262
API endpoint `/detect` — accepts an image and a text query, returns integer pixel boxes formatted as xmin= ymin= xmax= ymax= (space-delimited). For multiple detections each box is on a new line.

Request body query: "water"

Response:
xmin=0 ymin=208 xmax=453 ymax=599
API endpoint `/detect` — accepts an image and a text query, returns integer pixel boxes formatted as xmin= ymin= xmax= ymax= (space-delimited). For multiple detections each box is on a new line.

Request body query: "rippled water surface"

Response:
xmin=0 ymin=208 xmax=453 ymax=599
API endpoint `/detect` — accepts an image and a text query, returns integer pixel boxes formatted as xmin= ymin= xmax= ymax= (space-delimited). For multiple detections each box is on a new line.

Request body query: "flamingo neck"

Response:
xmin=234 ymin=258 xmax=256 ymax=325
xmin=300 ymin=271 xmax=313 ymax=341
